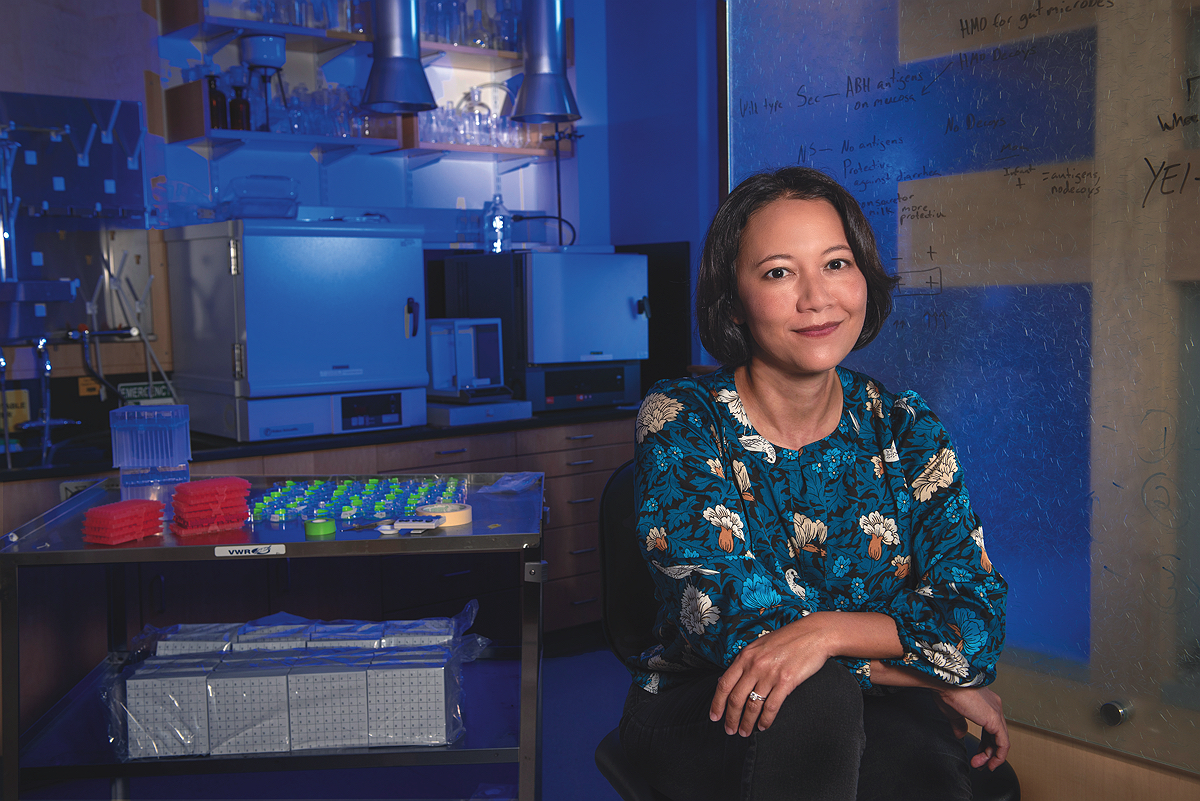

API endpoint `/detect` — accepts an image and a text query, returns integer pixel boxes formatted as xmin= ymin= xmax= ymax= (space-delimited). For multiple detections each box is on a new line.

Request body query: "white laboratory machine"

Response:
xmin=165 ymin=214 xmax=428 ymax=441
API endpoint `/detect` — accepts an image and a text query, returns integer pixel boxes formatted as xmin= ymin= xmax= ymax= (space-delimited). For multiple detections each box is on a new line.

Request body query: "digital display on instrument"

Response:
xmin=340 ymin=392 xmax=403 ymax=431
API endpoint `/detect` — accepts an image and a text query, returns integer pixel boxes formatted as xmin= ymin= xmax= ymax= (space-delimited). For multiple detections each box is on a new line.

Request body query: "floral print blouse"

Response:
xmin=629 ymin=366 xmax=1007 ymax=695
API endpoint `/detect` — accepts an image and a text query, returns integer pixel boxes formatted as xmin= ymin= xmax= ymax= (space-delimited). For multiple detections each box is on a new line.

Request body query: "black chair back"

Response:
xmin=598 ymin=459 xmax=658 ymax=665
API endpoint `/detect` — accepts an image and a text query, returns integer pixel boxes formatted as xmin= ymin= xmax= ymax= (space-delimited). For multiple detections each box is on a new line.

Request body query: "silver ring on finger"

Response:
xmin=748 ymin=691 xmax=767 ymax=702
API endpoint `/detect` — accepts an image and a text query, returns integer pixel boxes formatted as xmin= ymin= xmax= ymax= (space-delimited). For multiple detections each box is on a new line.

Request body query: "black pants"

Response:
xmin=619 ymin=660 xmax=971 ymax=801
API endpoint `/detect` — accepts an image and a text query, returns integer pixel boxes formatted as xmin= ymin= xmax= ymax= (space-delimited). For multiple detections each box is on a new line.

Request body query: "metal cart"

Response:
xmin=0 ymin=474 xmax=544 ymax=800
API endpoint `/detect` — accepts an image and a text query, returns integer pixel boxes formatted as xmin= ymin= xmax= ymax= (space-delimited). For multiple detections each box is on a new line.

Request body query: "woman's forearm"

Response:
xmin=804 ymin=610 xmax=963 ymax=689
xmin=806 ymin=610 xmax=905 ymax=661
xmin=867 ymin=659 xmax=947 ymax=688
xmin=808 ymin=611 xmax=963 ymax=690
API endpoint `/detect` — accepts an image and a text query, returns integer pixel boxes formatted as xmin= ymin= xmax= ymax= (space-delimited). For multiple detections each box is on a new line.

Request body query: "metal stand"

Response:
xmin=13 ymin=338 xmax=81 ymax=466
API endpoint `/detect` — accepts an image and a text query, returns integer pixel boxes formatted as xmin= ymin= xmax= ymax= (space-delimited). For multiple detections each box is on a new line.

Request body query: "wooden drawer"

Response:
xmin=544 ymin=572 xmax=602 ymax=631
xmin=543 ymin=471 xmax=610 ymax=528
xmin=191 ymin=456 xmax=264 ymax=476
xmin=515 ymin=418 xmax=634 ymax=455
xmin=262 ymin=446 xmax=377 ymax=476
xmin=381 ymin=456 xmax=518 ymax=476
xmin=544 ymin=522 xmax=600 ymax=579
xmin=377 ymin=432 xmax=515 ymax=472
xmin=515 ymin=442 xmax=632 ymax=479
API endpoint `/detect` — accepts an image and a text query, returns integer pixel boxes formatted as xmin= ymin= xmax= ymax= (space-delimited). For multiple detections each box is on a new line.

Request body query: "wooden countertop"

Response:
xmin=0 ymin=405 xmax=637 ymax=484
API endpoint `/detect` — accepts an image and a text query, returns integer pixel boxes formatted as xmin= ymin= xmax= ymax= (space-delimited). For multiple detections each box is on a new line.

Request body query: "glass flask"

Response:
xmin=467 ymin=7 xmax=491 ymax=49
xmin=496 ymin=0 xmax=519 ymax=51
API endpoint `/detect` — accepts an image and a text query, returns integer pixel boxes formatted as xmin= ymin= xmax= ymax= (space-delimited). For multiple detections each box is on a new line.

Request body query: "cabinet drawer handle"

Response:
xmin=572 ymin=597 xmax=599 ymax=606
xmin=436 ymin=447 xmax=468 ymax=455
xmin=569 ymin=547 xmax=597 ymax=555
xmin=442 ymin=569 xmax=472 ymax=578
xmin=567 ymin=434 xmax=594 ymax=440
xmin=567 ymin=497 xmax=595 ymax=504
xmin=567 ymin=459 xmax=594 ymax=466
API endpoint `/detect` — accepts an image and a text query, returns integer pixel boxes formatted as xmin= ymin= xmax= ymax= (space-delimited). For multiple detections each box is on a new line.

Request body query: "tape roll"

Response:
xmin=304 ymin=518 xmax=337 ymax=539
xmin=415 ymin=503 xmax=472 ymax=526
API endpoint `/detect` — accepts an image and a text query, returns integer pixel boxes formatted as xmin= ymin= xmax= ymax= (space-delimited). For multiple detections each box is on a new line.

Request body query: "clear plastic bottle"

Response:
xmin=482 ymin=193 xmax=513 ymax=253
xmin=467 ymin=7 xmax=491 ymax=49
xmin=424 ymin=0 xmax=443 ymax=42
xmin=441 ymin=0 xmax=463 ymax=45
xmin=496 ymin=0 xmax=519 ymax=52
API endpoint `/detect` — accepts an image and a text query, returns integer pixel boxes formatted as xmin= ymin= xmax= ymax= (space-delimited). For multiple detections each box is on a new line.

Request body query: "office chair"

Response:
xmin=595 ymin=459 xmax=1021 ymax=801
xmin=595 ymin=458 xmax=671 ymax=801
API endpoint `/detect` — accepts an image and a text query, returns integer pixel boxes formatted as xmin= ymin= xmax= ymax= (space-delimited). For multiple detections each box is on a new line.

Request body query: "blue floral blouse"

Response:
xmin=629 ymin=366 xmax=1007 ymax=695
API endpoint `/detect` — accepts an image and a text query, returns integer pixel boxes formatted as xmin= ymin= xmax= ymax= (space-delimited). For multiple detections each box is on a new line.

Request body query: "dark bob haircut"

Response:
xmin=696 ymin=166 xmax=899 ymax=366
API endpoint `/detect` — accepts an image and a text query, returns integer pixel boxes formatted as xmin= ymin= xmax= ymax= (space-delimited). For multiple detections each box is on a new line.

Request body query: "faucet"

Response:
xmin=15 ymin=338 xmax=80 ymax=466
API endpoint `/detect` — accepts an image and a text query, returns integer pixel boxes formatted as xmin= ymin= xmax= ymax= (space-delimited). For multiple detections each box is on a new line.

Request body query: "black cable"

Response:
xmin=78 ymin=333 xmax=124 ymax=403
xmin=554 ymin=122 xmax=562 ymax=245
xmin=513 ymin=214 xmax=577 ymax=246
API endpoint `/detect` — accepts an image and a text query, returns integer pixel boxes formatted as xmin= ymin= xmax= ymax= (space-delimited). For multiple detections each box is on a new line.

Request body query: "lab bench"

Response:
xmin=0 ymin=473 xmax=544 ymax=801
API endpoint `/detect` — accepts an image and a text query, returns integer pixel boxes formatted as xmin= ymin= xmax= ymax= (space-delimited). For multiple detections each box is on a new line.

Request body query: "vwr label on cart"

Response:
xmin=215 ymin=544 xmax=287 ymax=557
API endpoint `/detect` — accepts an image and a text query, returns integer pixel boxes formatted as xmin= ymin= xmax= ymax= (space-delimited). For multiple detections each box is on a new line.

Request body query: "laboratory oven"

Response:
xmin=165 ymin=215 xmax=428 ymax=441
xmin=444 ymin=252 xmax=649 ymax=411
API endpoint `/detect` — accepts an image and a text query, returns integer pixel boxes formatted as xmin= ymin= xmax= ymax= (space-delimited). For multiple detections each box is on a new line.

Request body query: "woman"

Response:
xmin=621 ymin=167 xmax=1009 ymax=800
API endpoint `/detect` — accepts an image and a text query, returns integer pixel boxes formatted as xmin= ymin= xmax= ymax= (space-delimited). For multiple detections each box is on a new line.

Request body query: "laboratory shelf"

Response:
xmin=18 ymin=653 xmax=522 ymax=782
xmin=160 ymin=14 xmax=358 ymax=55
xmin=414 ymin=40 xmax=521 ymax=72
xmin=1 ymin=473 xmax=544 ymax=801
xmin=169 ymin=128 xmax=564 ymax=165
xmin=173 ymin=128 xmax=407 ymax=162
xmin=399 ymin=141 xmax=563 ymax=163
xmin=160 ymin=1 xmax=521 ymax=70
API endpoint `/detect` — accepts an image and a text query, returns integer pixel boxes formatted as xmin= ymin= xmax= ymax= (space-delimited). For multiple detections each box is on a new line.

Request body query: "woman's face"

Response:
xmin=733 ymin=197 xmax=868 ymax=379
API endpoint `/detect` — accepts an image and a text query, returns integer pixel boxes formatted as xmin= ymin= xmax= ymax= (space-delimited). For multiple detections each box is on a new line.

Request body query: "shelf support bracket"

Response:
xmin=311 ymin=144 xmax=356 ymax=167
xmin=203 ymin=27 xmax=244 ymax=57
xmin=189 ymin=137 xmax=245 ymax=162
xmin=317 ymin=41 xmax=359 ymax=67
xmin=498 ymin=156 xmax=538 ymax=175
xmin=407 ymin=151 xmax=446 ymax=171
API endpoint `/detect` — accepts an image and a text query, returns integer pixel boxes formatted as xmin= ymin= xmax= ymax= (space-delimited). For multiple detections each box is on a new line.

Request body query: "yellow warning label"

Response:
xmin=2 ymin=389 xmax=30 ymax=433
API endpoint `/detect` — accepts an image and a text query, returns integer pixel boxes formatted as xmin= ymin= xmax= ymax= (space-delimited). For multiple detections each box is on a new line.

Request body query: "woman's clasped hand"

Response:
xmin=932 ymin=685 xmax=1010 ymax=771
xmin=710 ymin=614 xmax=844 ymax=737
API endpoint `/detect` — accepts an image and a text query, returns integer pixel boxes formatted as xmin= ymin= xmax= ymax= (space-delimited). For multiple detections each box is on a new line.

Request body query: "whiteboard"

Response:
xmin=727 ymin=0 xmax=1200 ymax=772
